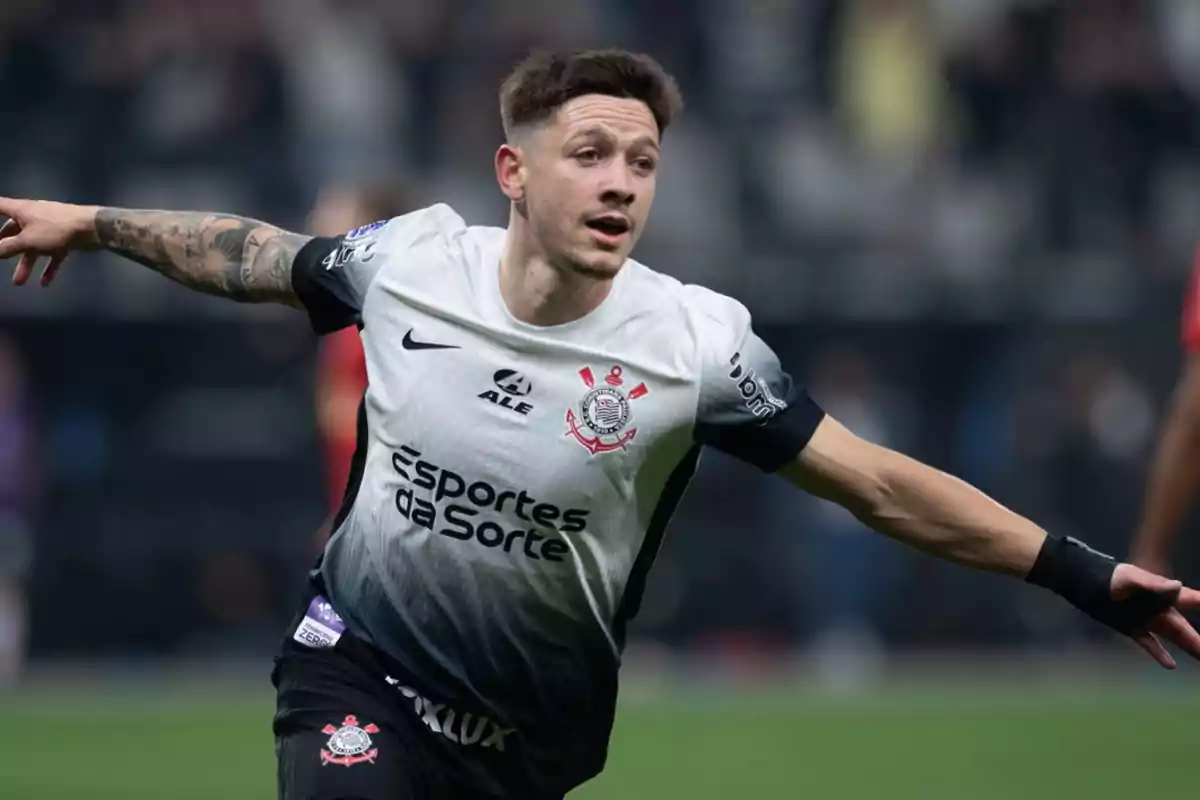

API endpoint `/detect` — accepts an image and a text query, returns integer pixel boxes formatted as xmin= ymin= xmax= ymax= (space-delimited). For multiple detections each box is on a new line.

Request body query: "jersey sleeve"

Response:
xmin=1182 ymin=244 xmax=1200 ymax=352
xmin=291 ymin=205 xmax=449 ymax=334
xmin=688 ymin=286 xmax=826 ymax=472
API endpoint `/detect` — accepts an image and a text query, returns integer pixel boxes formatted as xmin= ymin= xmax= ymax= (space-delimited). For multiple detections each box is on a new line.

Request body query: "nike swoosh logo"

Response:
xmin=401 ymin=329 xmax=459 ymax=351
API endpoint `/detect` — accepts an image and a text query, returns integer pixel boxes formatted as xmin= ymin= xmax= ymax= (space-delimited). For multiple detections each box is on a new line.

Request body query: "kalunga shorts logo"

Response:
xmin=320 ymin=715 xmax=380 ymax=767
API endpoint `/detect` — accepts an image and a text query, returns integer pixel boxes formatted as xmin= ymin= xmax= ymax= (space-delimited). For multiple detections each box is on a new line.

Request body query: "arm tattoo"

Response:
xmin=94 ymin=209 xmax=311 ymax=306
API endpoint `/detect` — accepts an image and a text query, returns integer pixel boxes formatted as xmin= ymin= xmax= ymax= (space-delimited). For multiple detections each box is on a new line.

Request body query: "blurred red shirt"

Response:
xmin=316 ymin=326 xmax=367 ymax=513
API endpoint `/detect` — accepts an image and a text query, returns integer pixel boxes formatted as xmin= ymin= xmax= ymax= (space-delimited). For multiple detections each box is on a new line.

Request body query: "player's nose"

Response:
xmin=598 ymin=177 xmax=635 ymax=208
xmin=597 ymin=161 xmax=637 ymax=207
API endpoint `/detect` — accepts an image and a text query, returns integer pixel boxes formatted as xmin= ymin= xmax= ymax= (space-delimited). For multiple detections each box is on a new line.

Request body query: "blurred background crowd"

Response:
xmin=3 ymin=0 xmax=1200 ymax=687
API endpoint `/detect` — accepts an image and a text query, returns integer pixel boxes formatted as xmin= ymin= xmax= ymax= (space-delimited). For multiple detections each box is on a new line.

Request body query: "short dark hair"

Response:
xmin=499 ymin=49 xmax=683 ymax=139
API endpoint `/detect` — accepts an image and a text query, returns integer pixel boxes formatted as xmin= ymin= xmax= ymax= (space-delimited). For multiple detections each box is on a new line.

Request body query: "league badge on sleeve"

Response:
xmin=566 ymin=364 xmax=649 ymax=455
xmin=345 ymin=219 xmax=388 ymax=241
xmin=320 ymin=715 xmax=380 ymax=767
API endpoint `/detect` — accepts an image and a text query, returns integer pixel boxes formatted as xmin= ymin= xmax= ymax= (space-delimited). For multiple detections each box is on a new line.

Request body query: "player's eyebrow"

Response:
xmin=629 ymin=134 xmax=660 ymax=153
xmin=568 ymin=127 xmax=660 ymax=152
xmin=568 ymin=126 xmax=614 ymax=144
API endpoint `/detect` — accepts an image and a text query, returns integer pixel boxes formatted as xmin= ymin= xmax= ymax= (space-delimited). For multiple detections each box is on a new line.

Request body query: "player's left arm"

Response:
xmin=779 ymin=417 xmax=1044 ymax=576
xmin=687 ymin=286 xmax=1200 ymax=668
xmin=779 ymin=400 xmax=1200 ymax=668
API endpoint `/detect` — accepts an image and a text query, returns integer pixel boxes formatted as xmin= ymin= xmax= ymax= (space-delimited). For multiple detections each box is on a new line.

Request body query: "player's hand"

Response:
xmin=1112 ymin=563 xmax=1200 ymax=669
xmin=0 ymin=197 xmax=102 ymax=287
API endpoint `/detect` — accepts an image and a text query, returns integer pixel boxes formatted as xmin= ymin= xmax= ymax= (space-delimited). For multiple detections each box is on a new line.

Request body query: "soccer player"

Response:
xmin=3 ymin=50 xmax=1200 ymax=799
xmin=1130 ymin=247 xmax=1200 ymax=576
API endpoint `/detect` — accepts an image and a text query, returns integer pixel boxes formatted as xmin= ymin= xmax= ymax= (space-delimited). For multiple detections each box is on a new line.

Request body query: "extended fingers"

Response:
xmin=1152 ymin=608 xmax=1200 ymax=662
xmin=11 ymin=251 xmax=37 ymax=286
xmin=1133 ymin=630 xmax=1176 ymax=670
xmin=0 ymin=233 xmax=30 ymax=261
xmin=1171 ymin=585 xmax=1200 ymax=611
xmin=41 ymin=252 xmax=67 ymax=286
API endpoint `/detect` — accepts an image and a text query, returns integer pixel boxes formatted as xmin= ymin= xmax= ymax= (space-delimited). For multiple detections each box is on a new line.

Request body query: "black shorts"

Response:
xmin=271 ymin=597 xmax=567 ymax=800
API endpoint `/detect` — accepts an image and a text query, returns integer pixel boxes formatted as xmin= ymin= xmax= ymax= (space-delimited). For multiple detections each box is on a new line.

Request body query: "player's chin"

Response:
xmin=568 ymin=250 xmax=626 ymax=280
xmin=567 ymin=238 xmax=631 ymax=279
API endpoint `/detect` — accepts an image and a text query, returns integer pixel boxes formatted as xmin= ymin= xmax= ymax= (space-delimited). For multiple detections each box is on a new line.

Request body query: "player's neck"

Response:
xmin=499 ymin=230 xmax=614 ymax=327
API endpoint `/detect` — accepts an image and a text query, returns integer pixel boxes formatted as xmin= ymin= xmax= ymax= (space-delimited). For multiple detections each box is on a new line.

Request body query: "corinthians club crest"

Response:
xmin=320 ymin=715 xmax=380 ymax=767
xmin=566 ymin=365 xmax=649 ymax=455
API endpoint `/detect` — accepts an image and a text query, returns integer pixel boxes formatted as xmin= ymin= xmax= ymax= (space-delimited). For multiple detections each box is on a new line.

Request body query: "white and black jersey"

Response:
xmin=289 ymin=204 xmax=825 ymax=789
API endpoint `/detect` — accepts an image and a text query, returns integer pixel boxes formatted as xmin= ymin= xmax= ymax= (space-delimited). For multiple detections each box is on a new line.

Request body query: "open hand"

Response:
xmin=1113 ymin=563 xmax=1200 ymax=669
xmin=0 ymin=197 xmax=100 ymax=287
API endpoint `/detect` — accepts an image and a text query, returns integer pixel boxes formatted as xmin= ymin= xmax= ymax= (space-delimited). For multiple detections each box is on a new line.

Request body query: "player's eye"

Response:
xmin=633 ymin=157 xmax=657 ymax=174
xmin=574 ymin=149 xmax=601 ymax=166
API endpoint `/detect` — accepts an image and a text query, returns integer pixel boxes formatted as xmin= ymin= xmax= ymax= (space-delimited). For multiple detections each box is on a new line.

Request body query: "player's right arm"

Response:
xmin=0 ymin=198 xmax=309 ymax=306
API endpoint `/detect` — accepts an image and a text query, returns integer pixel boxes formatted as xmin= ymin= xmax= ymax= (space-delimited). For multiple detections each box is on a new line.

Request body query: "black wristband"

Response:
xmin=1026 ymin=535 xmax=1174 ymax=635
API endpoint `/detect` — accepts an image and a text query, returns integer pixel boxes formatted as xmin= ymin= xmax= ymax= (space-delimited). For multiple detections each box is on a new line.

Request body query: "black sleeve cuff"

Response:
xmin=291 ymin=236 xmax=361 ymax=334
xmin=696 ymin=394 xmax=826 ymax=472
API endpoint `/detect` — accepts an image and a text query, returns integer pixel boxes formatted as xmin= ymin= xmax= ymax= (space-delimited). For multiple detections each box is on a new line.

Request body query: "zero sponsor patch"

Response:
xmin=293 ymin=595 xmax=346 ymax=649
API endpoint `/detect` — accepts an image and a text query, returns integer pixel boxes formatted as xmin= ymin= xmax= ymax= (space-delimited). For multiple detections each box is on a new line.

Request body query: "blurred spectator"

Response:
xmin=263 ymin=0 xmax=411 ymax=195
xmin=769 ymin=346 xmax=912 ymax=686
xmin=1044 ymin=0 xmax=1194 ymax=251
xmin=1044 ymin=350 xmax=1156 ymax=557
xmin=833 ymin=0 xmax=948 ymax=163
xmin=0 ymin=337 xmax=35 ymax=686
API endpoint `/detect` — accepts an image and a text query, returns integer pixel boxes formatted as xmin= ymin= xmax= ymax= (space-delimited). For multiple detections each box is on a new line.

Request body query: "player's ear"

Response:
xmin=495 ymin=143 xmax=527 ymax=202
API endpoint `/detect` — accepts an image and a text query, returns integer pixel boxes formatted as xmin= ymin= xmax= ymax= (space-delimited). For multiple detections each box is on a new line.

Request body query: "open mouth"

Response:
xmin=585 ymin=216 xmax=632 ymax=237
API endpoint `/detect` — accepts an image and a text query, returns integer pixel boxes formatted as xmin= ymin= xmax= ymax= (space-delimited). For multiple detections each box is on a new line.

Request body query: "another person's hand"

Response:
xmin=1127 ymin=546 xmax=1171 ymax=580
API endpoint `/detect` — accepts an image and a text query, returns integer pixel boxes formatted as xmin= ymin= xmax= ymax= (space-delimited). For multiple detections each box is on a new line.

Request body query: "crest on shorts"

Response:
xmin=320 ymin=715 xmax=380 ymax=767
xmin=565 ymin=365 xmax=649 ymax=455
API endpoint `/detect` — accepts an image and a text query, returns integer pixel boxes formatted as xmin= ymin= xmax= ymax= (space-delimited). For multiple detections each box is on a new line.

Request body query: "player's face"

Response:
xmin=521 ymin=95 xmax=660 ymax=278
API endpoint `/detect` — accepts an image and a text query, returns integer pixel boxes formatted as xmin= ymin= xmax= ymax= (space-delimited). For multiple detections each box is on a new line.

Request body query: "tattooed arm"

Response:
xmin=0 ymin=198 xmax=310 ymax=307
xmin=93 ymin=209 xmax=310 ymax=306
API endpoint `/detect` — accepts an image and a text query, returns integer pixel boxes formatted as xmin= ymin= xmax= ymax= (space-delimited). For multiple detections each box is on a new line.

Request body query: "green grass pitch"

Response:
xmin=1 ymin=678 xmax=1195 ymax=799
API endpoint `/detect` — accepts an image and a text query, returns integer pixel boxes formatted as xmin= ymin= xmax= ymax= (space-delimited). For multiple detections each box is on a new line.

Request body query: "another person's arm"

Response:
xmin=0 ymin=198 xmax=309 ymax=305
xmin=1130 ymin=356 xmax=1200 ymax=574
xmin=1130 ymin=253 xmax=1200 ymax=575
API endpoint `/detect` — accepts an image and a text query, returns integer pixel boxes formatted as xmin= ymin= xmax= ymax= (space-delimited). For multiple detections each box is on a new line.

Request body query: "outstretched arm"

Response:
xmin=781 ymin=416 xmax=1200 ymax=669
xmin=94 ymin=208 xmax=309 ymax=306
xmin=684 ymin=284 xmax=1200 ymax=669
xmin=1130 ymin=356 xmax=1200 ymax=574
xmin=0 ymin=198 xmax=310 ymax=307
xmin=780 ymin=416 xmax=1045 ymax=576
